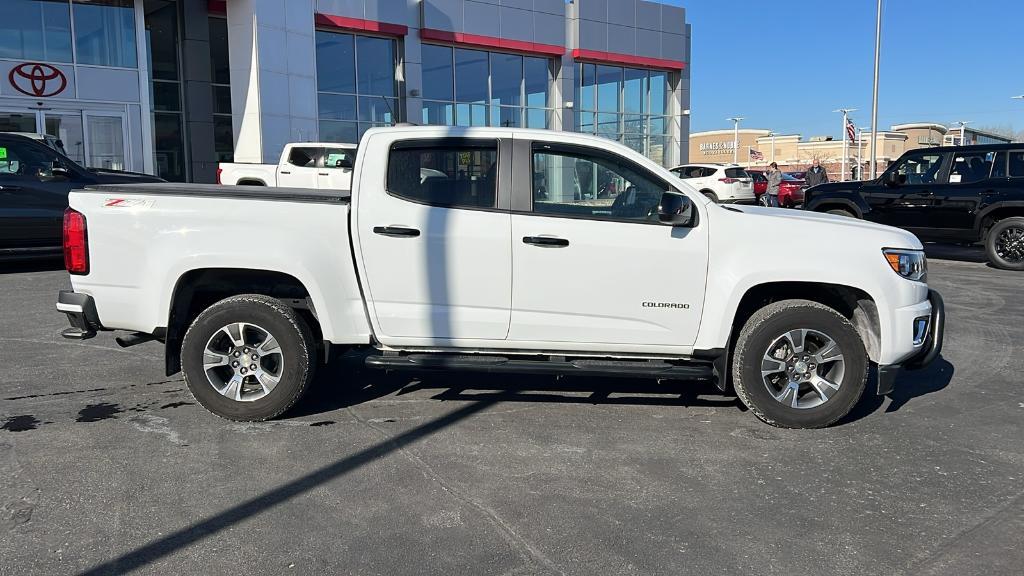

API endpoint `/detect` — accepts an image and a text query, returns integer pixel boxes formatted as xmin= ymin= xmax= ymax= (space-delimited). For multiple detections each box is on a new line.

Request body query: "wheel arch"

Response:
xmin=977 ymin=202 xmax=1024 ymax=237
xmin=811 ymin=198 xmax=863 ymax=218
xmin=235 ymin=178 xmax=267 ymax=186
xmin=164 ymin=268 xmax=320 ymax=376
xmin=730 ymin=281 xmax=881 ymax=363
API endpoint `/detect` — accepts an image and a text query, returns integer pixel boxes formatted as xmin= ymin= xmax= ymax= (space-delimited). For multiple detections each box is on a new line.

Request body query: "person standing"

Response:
xmin=765 ymin=162 xmax=782 ymax=207
xmin=805 ymin=158 xmax=829 ymax=188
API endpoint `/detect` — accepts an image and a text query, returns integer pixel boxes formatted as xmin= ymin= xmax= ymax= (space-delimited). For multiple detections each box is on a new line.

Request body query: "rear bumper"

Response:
xmin=877 ymin=289 xmax=945 ymax=395
xmin=56 ymin=290 xmax=103 ymax=340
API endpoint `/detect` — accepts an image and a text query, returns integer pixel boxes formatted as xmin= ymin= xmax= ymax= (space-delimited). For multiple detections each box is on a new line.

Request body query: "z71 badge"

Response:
xmin=104 ymin=198 xmax=155 ymax=209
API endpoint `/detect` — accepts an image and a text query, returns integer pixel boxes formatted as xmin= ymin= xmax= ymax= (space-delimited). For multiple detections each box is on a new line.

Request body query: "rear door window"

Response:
xmin=724 ymin=168 xmax=748 ymax=179
xmin=322 ymin=147 xmax=355 ymax=169
xmin=1008 ymin=151 xmax=1024 ymax=178
xmin=949 ymin=151 xmax=996 ymax=184
xmin=387 ymin=140 xmax=498 ymax=208
xmin=287 ymin=147 xmax=318 ymax=167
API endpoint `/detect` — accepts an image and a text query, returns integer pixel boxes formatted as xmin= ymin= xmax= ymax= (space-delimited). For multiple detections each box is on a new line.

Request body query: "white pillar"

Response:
xmin=227 ymin=0 xmax=317 ymax=164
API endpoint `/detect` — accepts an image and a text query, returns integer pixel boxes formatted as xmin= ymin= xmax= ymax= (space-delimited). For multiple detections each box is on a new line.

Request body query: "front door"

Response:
xmin=0 ymin=108 xmax=124 ymax=170
xmin=277 ymin=146 xmax=320 ymax=188
xmin=509 ymin=140 xmax=709 ymax=348
xmin=355 ymin=136 xmax=512 ymax=342
xmin=864 ymin=151 xmax=949 ymax=230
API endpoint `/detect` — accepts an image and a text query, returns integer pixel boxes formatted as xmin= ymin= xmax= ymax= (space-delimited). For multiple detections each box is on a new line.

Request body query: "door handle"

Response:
xmin=523 ymin=236 xmax=569 ymax=247
xmin=318 ymin=172 xmax=329 ymax=176
xmin=373 ymin=226 xmax=421 ymax=238
xmin=0 ymin=185 xmax=23 ymax=192
xmin=279 ymin=171 xmax=291 ymax=175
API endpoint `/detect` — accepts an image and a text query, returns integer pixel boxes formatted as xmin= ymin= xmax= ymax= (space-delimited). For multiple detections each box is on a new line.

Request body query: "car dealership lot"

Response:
xmin=1 ymin=251 xmax=1022 ymax=576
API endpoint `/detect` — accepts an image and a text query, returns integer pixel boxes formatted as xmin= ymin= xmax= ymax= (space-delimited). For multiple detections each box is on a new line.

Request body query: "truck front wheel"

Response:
xmin=732 ymin=300 xmax=868 ymax=429
xmin=181 ymin=294 xmax=316 ymax=421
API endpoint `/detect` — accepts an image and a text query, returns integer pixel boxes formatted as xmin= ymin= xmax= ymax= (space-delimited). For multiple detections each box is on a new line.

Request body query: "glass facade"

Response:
xmin=145 ymin=0 xmax=185 ymax=181
xmin=421 ymin=45 xmax=552 ymax=129
xmin=576 ymin=63 xmax=671 ymax=165
xmin=209 ymin=16 xmax=233 ymax=163
xmin=315 ymin=31 xmax=399 ymax=143
xmin=0 ymin=0 xmax=136 ymax=66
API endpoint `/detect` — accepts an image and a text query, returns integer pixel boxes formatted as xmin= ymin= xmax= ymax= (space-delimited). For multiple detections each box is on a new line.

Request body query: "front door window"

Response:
xmin=888 ymin=152 xmax=947 ymax=185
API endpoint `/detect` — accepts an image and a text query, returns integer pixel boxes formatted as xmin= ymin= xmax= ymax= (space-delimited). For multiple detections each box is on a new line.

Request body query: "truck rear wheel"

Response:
xmin=181 ymin=294 xmax=316 ymax=421
xmin=985 ymin=217 xmax=1024 ymax=271
xmin=732 ymin=300 xmax=868 ymax=429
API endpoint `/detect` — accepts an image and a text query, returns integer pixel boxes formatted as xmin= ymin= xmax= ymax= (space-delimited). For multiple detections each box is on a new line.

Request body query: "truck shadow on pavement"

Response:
xmin=840 ymin=357 xmax=955 ymax=425
xmin=923 ymin=243 xmax=989 ymax=265
xmin=286 ymin=351 xmax=742 ymax=419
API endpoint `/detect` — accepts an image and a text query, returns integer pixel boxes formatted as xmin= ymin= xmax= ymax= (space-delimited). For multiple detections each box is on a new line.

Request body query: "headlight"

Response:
xmin=883 ymin=249 xmax=927 ymax=282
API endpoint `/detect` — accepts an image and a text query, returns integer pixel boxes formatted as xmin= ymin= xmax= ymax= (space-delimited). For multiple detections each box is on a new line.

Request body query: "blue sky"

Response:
xmin=668 ymin=0 xmax=1024 ymax=138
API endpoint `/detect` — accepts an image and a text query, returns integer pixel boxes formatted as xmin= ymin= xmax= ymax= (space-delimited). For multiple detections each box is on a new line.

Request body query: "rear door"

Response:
xmin=277 ymin=146 xmax=320 ymax=188
xmin=355 ymin=135 xmax=513 ymax=342
xmin=317 ymin=146 xmax=356 ymax=190
xmin=928 ymin=150 xmax=997 ymax=233
xmin=722 ymin=167 xmax=753 ymax=201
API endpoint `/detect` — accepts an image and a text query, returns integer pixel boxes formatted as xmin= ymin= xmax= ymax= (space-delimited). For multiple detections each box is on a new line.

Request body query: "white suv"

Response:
xmin=670 ymin=163 xmax=755 ymax=204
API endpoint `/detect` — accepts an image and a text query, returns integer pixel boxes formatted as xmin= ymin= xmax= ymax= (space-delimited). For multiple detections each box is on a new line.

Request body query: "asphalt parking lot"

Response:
xmin=1 ymin=246 xmax=1022 ymax=576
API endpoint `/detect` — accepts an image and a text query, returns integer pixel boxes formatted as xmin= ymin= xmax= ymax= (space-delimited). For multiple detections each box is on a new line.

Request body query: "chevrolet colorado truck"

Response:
xmin=56 ymin=127 xmax=944 ymax=429
xmin=803 ymin=143 xmax=1024 ymax=270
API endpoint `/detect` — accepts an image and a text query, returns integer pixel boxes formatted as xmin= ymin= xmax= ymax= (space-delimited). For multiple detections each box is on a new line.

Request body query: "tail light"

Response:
xmin=719 ymin=178 xmax=738 ymax=184
xmin=63 ymin=208 xmax=89 ymax=275
xmin=216 ymin=167 xmax=223 ymax=184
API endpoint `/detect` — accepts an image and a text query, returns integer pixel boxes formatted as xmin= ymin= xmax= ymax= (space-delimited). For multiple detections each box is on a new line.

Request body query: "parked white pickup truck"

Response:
xmin=217 ymin=142 xmax=357 ymax=190
xmin=56 ymin=126 xmax=943 ymax=428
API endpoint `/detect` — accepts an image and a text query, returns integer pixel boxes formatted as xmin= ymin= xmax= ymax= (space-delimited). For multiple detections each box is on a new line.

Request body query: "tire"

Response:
xmin=826 ymin=208 xmax=855 ymax=218
xmin=985 ymin=217 xmax=1024 ymax=271
xmin=701 ymin=191 xmax=720 ymax=203
xmin=181 ymin=294 xmax=317 ymax=421
xmin=732 ymin=299 xmax=868 ymax=429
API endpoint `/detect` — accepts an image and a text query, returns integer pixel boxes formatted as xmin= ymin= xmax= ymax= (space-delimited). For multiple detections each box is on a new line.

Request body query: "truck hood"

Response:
xmin=715 ymin=204 xmax=923 ymax=249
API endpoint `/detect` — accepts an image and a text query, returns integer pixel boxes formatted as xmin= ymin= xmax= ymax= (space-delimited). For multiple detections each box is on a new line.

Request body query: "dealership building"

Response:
xmin=0 ymin=0 xmax=691 ymax=182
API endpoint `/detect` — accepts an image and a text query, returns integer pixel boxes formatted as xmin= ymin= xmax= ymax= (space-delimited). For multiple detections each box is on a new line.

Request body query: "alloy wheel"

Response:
xmin=760 ymin=328 xmax=846 ymax=409
xmin=202 ymin=322 xmax=284 ymax=402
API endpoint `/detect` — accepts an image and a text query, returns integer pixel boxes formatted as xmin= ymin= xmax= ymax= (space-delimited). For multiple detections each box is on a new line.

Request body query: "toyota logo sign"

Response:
xmin=9 ymin=62 xmax=68 ymax=98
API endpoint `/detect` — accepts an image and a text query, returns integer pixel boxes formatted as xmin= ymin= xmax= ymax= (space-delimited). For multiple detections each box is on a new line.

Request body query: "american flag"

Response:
xmin=749 ymin=148 xmax=765 ymax=161
xmin=846 ymin=118 xmax=857 ymax=142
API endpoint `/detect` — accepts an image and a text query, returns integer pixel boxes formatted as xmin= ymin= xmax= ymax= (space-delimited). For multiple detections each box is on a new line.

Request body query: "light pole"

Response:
xmin=954 ymin=120 xmax=972 ymax=146
xmin=768 ymin=131 xmax=776 ymax=164
xmin=834 ymin=108 xmax=857 ymax=181
xmin=868 ymin=0 xmax=884 ymax=178
xmin=727 ymin=117 xmax=743 ymax=163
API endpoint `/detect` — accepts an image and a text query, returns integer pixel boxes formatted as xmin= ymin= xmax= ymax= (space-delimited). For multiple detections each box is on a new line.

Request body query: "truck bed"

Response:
xmin=82 ymin=182 xmax=349 ymax=204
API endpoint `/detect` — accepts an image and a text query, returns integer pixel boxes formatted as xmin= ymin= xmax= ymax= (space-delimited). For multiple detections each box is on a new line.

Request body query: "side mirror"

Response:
xmin=658 ymin=192 xmax=694 ymax=226
xmin=884 ymin=170 xmax=901 ymax=187
xmin=48 ymin=166 xmax=72 ymax=181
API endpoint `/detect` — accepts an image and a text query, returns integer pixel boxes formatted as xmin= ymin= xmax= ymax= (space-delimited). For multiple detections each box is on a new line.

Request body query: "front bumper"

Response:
xmin=877 ymin=289 xmax=945 ymax=395
xmin=56 ymin=290 xmax=102 ymax=340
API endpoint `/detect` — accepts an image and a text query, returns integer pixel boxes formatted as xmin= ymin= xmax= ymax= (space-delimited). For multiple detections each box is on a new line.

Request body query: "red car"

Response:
xmin=751 ymin=171 xmax=806 ymax=208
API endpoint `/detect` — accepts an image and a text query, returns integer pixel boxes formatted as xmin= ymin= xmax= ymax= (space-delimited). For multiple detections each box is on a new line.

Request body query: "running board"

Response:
xmin=364 ymin=353 xmax=714 ymax=380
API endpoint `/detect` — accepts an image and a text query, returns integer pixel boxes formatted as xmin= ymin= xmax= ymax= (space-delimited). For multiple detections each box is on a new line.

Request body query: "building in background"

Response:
xmin=690 ymin=122 xmax=1014 ymax=180
xmin=0 ymin=0 xmax=692 ymax=182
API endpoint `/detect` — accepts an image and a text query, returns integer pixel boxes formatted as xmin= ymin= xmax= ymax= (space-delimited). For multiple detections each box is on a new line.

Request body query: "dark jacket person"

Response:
xmin=805 ymin=159 xmax=829 ymax=187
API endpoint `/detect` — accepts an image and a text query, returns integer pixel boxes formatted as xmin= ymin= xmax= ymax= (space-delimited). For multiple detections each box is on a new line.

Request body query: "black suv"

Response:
xmin=803 ymin=144 xmax=1024 ymax=270
xmin=0 ymin=133 xmax=163 ymax=261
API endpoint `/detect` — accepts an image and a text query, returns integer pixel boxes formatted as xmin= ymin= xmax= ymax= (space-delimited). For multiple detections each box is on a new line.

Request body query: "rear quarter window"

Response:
xmin=724 ymin=168 xmax=748 ymax=179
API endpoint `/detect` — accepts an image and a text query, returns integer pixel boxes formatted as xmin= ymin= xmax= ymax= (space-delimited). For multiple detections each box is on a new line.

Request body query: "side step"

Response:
xmin=365 ymin=353 xmax=714 ymax=380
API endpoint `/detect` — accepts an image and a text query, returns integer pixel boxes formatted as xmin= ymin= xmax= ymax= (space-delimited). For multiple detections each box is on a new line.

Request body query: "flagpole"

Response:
xmin=834 ymin=108 xmax=857 ymax=181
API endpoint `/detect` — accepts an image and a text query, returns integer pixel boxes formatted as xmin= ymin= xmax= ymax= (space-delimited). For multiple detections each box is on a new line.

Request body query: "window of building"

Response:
xmin=0 ymin=0 xmax=73 ymax=62
xmin=209 ymin=16 xmax=233 ymax=163
xmin=420 ymin=45 xmax=553 ymax=129
xmin=532 ymin=144 xmax=666 ymax=222
xmin=74 ymin=0 xmax=137 ymax=68
xmin=387 ymin=141 xmax=498 ymax=209
xmin=144 ymin=0 xmax=185 ymax=181
xmin=576 ymin=63 xmax=671 ymax=165
xmin=316 ymin=31 xmax=399 ymax=143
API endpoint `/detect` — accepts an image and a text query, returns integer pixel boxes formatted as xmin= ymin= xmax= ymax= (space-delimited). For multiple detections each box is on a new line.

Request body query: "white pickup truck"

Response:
xmin=217 ymin=142 xmax=357 ymax=190
xmin=56 ymin=126 xmax=943 ymax=428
